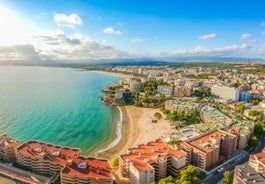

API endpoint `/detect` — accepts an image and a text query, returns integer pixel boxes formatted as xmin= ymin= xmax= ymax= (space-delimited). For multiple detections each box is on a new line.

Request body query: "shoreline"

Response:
xmin=96 ymin=105 xmax=172 ymax=160
xmin=89 ymin=70 xmax=134 ymax=79
xmin=94 ymin=106 xmax=123 ymax=156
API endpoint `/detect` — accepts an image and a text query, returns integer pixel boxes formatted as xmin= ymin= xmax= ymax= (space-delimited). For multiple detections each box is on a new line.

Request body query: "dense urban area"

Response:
xmin=1 ymin=62 xmax=265 ymax=184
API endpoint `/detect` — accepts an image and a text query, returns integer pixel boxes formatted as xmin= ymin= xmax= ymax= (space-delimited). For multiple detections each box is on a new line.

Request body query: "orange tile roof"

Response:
xmin=17 ymin=141 xmax=112 ymax=179
xmin=120 ymin=139 xmax=186 ymax=172
xmin=251 ymin=148 xmax=265 ymax=165
xmin=182 ymin=129 xmax=231 ymax=153
xmin=61 ymin=156 xmax=112 ymax=179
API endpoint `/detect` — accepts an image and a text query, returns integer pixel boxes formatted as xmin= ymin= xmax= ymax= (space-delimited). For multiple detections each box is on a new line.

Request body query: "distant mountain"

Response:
xmin=0 ymin=56 xmax=264 ymax=67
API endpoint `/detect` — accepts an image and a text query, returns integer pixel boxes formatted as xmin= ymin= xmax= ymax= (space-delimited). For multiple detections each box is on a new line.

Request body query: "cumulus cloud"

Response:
xmin=32 ymin=30 xmax=128 ymax=60
xmin=240 ymin=33 xmax=251 ymax=39
xmin=156 ymin=43 xmax=250 ymax=57
xmin=103 ymin=27 xmax=122 ymax=35
xmin=131 ymin=38 xmax=143 ymax=43
xmin=0 ymin=44 xmax=40 ymax=61
xmin=54 ymin=13 xmax=82 ymax=28
xmin=198 ymin=33 xmax=217 ymax=40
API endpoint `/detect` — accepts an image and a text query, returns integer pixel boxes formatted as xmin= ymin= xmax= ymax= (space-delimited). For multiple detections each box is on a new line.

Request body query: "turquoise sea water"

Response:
xmin=0 ymin=66 xmax=123 ymax=155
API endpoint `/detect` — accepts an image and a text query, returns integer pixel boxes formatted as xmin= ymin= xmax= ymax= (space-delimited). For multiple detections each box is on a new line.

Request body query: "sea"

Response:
xmin=0 ymin=66 xmax=123 ymax=155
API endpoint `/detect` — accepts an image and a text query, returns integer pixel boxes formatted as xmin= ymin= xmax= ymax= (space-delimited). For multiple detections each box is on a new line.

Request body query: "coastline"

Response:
xmin=96 ymin=105 xmax=172 ymax=160
xmin=89 ymin=70 xmax=134 ymax=79
xmin=91 ymin=70 xmax=172 ymax=160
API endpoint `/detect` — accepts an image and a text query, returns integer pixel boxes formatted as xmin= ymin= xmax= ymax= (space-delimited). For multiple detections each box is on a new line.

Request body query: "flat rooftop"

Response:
xmin=120 ymin=139 xmax=186 ymax=172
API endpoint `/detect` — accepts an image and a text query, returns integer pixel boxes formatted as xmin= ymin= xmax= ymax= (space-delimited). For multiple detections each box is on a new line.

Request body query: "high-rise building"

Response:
xmin=229 ymin=121 xmax=254 ymax=149
xmin=0 ymin=135 xmax=21 ymax=162
xmin=16 ymin=141 xmax=113 ymax=184
xmin=211 ymin=85 xmax=239 ymax=101
xmin=181 ymin=129 xmax=237 ymax=171
xmin=157 ymin=85 xmax=173 ymax=95
xmin=119 ymin=139 xmax=187 ymax=184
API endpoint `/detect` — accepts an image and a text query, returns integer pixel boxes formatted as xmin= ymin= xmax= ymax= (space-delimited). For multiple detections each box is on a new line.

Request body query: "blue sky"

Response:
xmin=0 ymin=0 xmax=265 ymax=61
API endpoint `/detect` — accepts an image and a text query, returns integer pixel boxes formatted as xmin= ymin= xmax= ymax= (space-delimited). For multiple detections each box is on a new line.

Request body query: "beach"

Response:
xmin=92 ymin=70 xmax=172 ymax=160
xmin=97 ymin=105 xmax=172 ymax=159
xmin=90 ymin=70 xmax=134 ymax=79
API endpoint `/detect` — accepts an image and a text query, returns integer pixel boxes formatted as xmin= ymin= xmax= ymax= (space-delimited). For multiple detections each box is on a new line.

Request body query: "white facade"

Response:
xmin=211 ymin=85 xmax=239 ymax=101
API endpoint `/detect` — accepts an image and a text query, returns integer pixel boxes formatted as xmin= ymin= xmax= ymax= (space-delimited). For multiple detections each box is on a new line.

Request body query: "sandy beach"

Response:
xmin=97 ymin=105 xmax=172 ymax=160
xmin=92 ymin=70 xmax=172 ymax=160
xmin=90 ymin=70 xmax=134 ymax=79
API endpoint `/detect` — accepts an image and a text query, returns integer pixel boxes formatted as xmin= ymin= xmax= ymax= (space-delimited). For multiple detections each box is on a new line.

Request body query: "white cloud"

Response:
xmin=54 ymin=13 xmax=82 ymax=28
xmin=131 ymin=38 xmax=143 ymax=43
xmin=32 ymin=30 xmax=127 ymax=60
xmin=261 ymin=22 xmax=265 ymax=26
xmin=263 ymin=31 xmax=265 ymax=35
xmin=198 ymin=33 xmax=217 ymax=40
xmin=101 ymin=39 xmax=109 ymax=45
xmin=240 ymin=33 xmax=251 ymax=39
xmin=0 ymin=44 xmax=39 ymax=61
xmin=103 ymin=27 xmax=122 ymax=35
xmin=156 ymin=43 xmax=250 ymax=57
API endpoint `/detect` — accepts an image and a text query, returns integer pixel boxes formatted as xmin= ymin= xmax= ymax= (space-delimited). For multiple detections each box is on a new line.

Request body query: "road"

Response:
xmin=0 ymin=163 xmax=50 ymax=184
xmin=204 ymin=136 xmax=265 ymax=184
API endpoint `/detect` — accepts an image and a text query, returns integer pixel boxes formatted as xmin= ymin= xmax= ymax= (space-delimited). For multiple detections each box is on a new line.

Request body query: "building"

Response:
xmin=16 ymin=141 xmax=113 ymax=184
xmin=239 ymin=91 xmax=251 ymax=102
xmin=233 ymin=164 xmax=265 ymax=184
xmin=201 ymin=108 xmax=232 ymax=128
xmin=229 ymin=121 xmax=254 ymax=149
xmin=0 ymin=135 xmax=21 ymax=162
xmin=174 ymin=86 xmax=192 ymax=97
xmin=181 ymin=129 xmax=237 ymax=171
xmin=129 ymin=78 xmax=142 ymax=92
xmin=249 ymin=148 xmax=265 ymax=173
xmin=119 ymin=139 xmax=187 ymax=184
xmin=157 ymin=85 xmax=173 ymax=95
xmin=165 ymin=100 xmax=199 ymax=114
xmin=211 ymin=85 xmax=239 ymax=101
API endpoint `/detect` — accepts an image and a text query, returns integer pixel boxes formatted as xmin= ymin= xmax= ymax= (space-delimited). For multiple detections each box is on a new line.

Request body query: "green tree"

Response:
xmin=154 ymin=112 xmax=162 ymax=120
xmin=175 ymin=165 xmax=199 ymax=184
xmin=248 ymin=135 xmax=259 ymax=147
xmin=234 ymin=115 xmax=243 ymax=121
xmin=248 ymin=110 xmax=260 ymax=117
xmin=234 ymin=104 xmax=247 ymax=113
xmin=158 ymin=176 xmax=175 ymax=184
xmin=112 ymin=157 xmax=119 ymax=167
xmin=163 ymin=109 xmax=170 ymax=115
xmin=250 ymin=98 xmax=261 ymax=105
xmin=198 ymin=171 xmax=207 ymax=180
xmin=167 ymin=140 xmax=181 ymax=146
xmin=254 ymin=123 xmax=265 ymax=136
xmin=222 ymin=171 xmax=232 ymax=184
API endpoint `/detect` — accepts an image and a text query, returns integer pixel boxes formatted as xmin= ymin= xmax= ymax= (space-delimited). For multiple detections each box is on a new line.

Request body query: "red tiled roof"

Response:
xmin=120 ymin=139 xmax=186 ymax=172
xmin=181 ymin=129 xmax=234 ymax=153
xmin=62 ymin=156 xmax=112 ymax=179
xmin=17 ymin=141 xmax=112 ymax=179
xmin=251 ymin=148 xmax=265 ymax=165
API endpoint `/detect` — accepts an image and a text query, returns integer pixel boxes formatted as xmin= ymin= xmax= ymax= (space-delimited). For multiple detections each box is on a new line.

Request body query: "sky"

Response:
xmin=0 ymin=0 xmax=265 ymax=62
